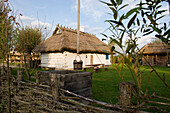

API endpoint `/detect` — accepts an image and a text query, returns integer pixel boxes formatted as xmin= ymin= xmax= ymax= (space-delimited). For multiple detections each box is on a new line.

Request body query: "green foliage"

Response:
xmin=0 ymin=100 xmax=6 ymax=113
xmin=0 ymin=1 xmax=17 ymax=112
xmin=113 ymin=56 xmax=118 ymax=63
xmin=14 ymin=26 xmax=43 ymax=54
xmin=0 ymin=1 xmax=15 ymax=59
xmin=127 ymin=13 xmax=137 ymax=29
xmin=101 ymin=0 xmax=170 ymax=109
xmin=137 ymin=0 xmax=170 ymax=44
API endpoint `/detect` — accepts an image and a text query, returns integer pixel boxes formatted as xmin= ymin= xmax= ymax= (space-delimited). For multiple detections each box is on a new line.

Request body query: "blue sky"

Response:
xmin=10 ymin=0 xmax=169 ymax=49
xmin=10 ymin=0 xmax=110 ymax=34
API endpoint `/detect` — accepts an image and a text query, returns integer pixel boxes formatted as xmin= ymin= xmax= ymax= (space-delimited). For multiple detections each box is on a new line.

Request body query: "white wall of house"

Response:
xmin=40 ymin=52 xmax=111 ymax=69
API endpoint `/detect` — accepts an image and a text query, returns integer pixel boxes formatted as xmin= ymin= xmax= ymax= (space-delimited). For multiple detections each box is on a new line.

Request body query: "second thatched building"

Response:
xmin=34 ymin=26 xmax=111 ymax=69
xmin=139 ymin=43 xmax=170 ymax=66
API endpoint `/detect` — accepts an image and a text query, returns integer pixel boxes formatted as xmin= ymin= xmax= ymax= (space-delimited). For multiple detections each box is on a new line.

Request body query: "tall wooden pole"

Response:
xmin=77 ymin=0 xmax=80 ymax=54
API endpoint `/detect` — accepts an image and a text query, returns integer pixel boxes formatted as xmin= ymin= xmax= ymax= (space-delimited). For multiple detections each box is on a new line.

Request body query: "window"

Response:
xmin=106 ymin=54 xmax=109 ymax=60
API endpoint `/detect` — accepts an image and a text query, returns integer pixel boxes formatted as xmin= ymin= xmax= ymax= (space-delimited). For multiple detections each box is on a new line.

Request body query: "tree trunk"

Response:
xmin=29 ymin=53 xmax=33 ymax=68
xmin=118 ymin=82 xmax=136 ymax=106
xmin=20 ymin=54 xmax=23 ymax=68
xmin=23 ymin=53 xmax=31 ymax=80
xmin=17 ymin=70 xmax=23 ymax=81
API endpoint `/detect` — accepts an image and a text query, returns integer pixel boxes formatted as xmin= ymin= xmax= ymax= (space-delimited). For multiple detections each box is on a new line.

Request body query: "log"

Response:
xmin=36 ymin=71 xmax=40 ymax=84
xmin=42 ymin=96 xmax=84 ymax=112
xmin=16 ymin=85 xmax=52 ymax=97
xmin=152 ymin=95 xmax=170 ymax=101
xmin=72 ymin=87 xmax=92 ymax=97
xmin=14 ymin=98 xmax=30 ymax=105
xmin=36 ymin=105 xmax=80 ymax=113
xmin=62 ymin=98 xmax=119 ymax=113
xmin=19 ymin=81 xmax=50 ymax=89
xmin=19 ymin=84 xmax=51 ymax=93
xmin=118 ymin=82 xmax=136 ymax=106
xmin=148 ymin=101 xmax=170 ymax=106
xmin=50 ymin=73 xmax=59 ymax=101
xmin=142 ymin=106 xmax=168 ymax=113
xmin=60 ymin=89 xmax=134 ymax=112
xmin=64 ymin=79 xmax=92 ymax=92
xmin=17 ymin=70 xmax=23 ymax=82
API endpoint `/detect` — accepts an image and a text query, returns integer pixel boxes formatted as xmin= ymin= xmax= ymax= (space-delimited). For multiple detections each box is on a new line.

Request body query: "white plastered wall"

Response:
xmin=41 ymin=52 xmax=111 ymax=69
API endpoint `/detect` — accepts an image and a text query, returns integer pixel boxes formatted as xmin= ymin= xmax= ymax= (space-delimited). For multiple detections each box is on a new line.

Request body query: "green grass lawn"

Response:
xmin=11 ymin=67 xmax=52 ymax=82
xmin=91 ymin=66 xmax=170 ymax=112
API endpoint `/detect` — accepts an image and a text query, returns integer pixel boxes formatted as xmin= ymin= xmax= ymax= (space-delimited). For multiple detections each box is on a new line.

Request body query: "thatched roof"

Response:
xmin=34 ymin=26 xmax=110 ymax=54
xmin=139 ymin=43 xmax=170 ymax=55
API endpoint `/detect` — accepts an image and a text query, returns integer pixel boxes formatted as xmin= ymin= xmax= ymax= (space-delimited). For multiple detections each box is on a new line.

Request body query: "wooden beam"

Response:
xmin=77 ymin=0 xmax=80 ymax=54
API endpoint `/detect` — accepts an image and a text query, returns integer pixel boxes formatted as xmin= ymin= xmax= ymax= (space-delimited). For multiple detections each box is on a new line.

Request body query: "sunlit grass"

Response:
xmin=91 ymin=66 xmax=170 ymax=112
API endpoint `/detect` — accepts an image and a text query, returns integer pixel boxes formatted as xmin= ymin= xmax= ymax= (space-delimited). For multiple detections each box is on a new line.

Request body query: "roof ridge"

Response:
xmin=56 ymin=25 xmax=96 ymax=37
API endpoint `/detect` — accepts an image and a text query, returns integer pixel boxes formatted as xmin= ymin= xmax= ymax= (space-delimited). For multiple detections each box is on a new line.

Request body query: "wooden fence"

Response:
xmin=0 ymin=68 xmax=121 ymax=113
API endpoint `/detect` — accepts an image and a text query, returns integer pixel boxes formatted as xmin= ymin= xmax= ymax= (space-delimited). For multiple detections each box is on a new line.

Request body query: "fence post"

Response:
xmin=17 ymin=70 xmax=23 ymax=82
xmin=50 ymin=73 xmax=59 ymax=101
xmin=118 ymin=82 xmax=136 ymax=106
xmin=36 ymin=71 xmax=40 ymax=84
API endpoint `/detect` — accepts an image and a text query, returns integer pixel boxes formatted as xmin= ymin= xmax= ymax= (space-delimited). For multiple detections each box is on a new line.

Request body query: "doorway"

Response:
xmin=90 ymin=55 xmax=93 ymax=64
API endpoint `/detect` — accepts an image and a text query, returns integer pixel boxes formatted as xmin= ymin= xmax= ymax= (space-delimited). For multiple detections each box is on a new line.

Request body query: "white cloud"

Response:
xmin=137 ymin=36 xmax=154 ymax=49
xmin=83 ymin=25 xmax=89 ymax=30
xmin=73 ymin=0 xmax=108 ymax=21
xmin=18 ymin=15 xmax=52 ymax=28
xmin=69 ymin=22 xmax=77 ymax=29
xmin=31 ymin=20 xmax=52 ymax=28
xmin=69 ymin=22 xmax=103 ymax=34
xmin=17 ymin=15 xmax=53 ymax=37
xmin=86 ymin=27 xmax=103 ymax=33
xmin=20 ymin=15 xmax=35 ymax=21
xmin=121 ymin=0 xmax=138 ymax=11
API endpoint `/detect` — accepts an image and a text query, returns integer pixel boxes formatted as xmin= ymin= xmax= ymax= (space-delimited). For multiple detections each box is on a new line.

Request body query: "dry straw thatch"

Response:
xmin=139 ymin=43 xmax=170 ymax=55
xmin=34 ymin=26 xmax=110 ymax=54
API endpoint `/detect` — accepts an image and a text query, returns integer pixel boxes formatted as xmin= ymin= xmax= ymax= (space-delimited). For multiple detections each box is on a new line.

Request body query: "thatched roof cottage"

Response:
xmin=34 ymin=26 xmax=111 ymax=69
xmin=139 ymin=43 xmax=170 ymax=66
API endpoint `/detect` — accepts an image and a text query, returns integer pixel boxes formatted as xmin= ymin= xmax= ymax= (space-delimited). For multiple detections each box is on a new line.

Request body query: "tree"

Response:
xmin=101 ymin=0 xmax=169 ymax=111
xmin=15 ymin=26 xmax=43 ymax=54
xmin=14 ymin=26 xmax=44 ymax=80
xmin=138 ymin=0 xmax=170 ymax=44
xmin=0 ymin=1 xmax=17 ymax=113
xmin=0 ymin=1 xmax=14 ymax=61
xmin=138 ymin=0 xmax=170 ymax=65
xmin=101 ymin=34 xmax=116 ymax=64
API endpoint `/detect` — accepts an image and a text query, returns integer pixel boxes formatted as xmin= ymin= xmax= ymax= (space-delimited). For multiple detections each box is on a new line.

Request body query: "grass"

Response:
xmin=90 ymin=66 xmax=170 ymax=112
xmin=11 ymin=67 xmax=51 ymax=82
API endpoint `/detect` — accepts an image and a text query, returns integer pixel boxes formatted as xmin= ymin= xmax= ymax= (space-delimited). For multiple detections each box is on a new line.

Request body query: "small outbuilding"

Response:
xmin=139 ymin=43 xmax=170 ymax=66
xmin=34 ymin=26 xmax=111 ymax=69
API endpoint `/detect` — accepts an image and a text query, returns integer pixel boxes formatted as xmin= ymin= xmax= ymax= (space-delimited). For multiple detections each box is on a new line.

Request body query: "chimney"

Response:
xmin=80 ymin=26 xmax=84 ymax=32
